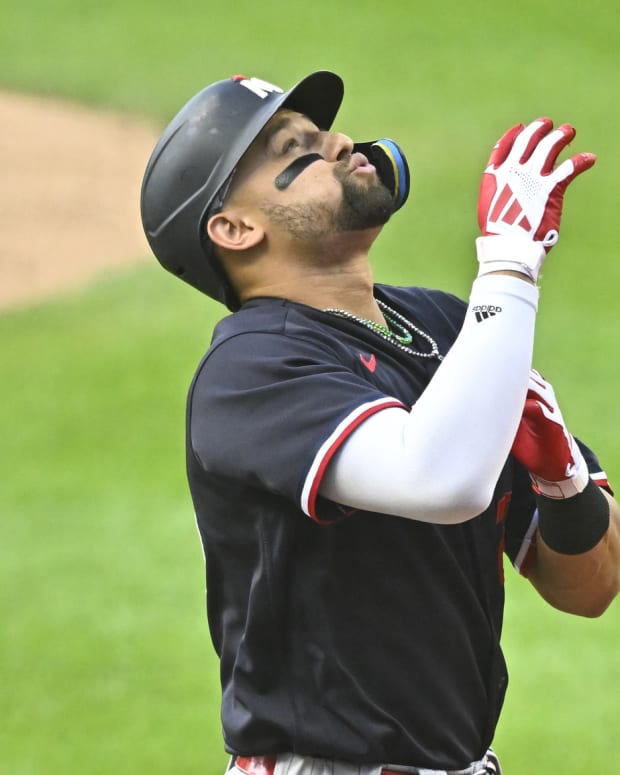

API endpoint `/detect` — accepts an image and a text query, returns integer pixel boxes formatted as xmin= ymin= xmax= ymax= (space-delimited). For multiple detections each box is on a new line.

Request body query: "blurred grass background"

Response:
xmin=1 ymin=0 xmax=619 ymax=772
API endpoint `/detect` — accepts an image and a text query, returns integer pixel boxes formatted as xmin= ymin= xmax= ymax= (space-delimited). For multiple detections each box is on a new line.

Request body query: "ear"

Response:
xmin=206 ymin=211 xmax=265 ymax=252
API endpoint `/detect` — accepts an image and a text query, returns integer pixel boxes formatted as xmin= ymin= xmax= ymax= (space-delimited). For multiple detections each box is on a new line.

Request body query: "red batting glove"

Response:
xmin=511 ymin=370 xmax=589 ymax=499
xmin=476 ymin=118 xmax=596 ymax=282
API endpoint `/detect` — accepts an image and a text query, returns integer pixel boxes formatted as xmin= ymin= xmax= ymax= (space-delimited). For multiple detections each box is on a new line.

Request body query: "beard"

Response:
xmin=333 ymin=162 xmax=394 ymax=230
xmin=260 ymin=163 xmax=394 ymax=242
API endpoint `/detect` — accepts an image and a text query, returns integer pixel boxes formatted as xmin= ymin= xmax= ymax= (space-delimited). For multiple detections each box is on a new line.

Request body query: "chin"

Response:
xmin=337 ymin=189 xmax=393 ymax=231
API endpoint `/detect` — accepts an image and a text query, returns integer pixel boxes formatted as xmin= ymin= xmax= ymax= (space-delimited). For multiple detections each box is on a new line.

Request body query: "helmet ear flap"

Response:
xmin=354 ymin=138 xmax=410 ymax=212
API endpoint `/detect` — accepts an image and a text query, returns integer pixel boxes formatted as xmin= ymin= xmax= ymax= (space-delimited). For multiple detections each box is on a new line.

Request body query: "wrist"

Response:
xmin=536 ymin=478 xmax=610 ymax=555
xmin=487 ymin=269 xmax=536 ymax=286
xmin=470 ymin=272 xmax=540 ymax=313
xmin=476 ymin=235 xmax=546 ymax=282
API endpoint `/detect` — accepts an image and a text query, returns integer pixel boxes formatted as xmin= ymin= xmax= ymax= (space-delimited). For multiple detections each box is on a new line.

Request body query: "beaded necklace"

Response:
xmin=323 ymin=299 xmax=443 ymax=360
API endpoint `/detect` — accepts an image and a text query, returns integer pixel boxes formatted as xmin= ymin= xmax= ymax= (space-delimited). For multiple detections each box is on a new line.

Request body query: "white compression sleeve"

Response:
xmin=320 ymin=274 xmax=539 ymax=523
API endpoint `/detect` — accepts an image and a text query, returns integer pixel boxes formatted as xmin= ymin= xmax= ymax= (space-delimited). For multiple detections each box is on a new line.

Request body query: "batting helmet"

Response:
xmin=140 ymin=71 xmax=344 ymax=309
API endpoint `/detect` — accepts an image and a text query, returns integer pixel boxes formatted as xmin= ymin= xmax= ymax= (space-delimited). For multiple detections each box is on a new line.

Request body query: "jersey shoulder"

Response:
xmin=205 ymin=296 xmax=343 ymax=363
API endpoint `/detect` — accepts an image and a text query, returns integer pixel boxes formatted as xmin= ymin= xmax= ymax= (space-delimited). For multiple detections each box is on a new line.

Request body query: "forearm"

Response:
xmin=321 ymin=274 xmax=538 ymax=523
xmin=528 ymin=488 xmax=620 ymax=617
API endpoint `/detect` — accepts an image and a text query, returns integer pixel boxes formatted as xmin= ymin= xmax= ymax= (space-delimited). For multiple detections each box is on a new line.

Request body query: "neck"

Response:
xmin=286 ymin=268 xmax=384 ymax=323
xmin=233 ymin=233 xmax=387 ymax=325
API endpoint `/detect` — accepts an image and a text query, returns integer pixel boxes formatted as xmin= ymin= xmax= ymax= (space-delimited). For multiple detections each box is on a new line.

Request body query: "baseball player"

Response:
xmin=140 ymin=71 xmax=620 ymax=774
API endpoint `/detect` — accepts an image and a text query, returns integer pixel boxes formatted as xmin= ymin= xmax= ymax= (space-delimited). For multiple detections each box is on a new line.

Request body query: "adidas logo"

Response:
xmin=490 ymin=183 xmax=532 ymax=232
xmin=473 ymin=304 xmax=502 ymax=323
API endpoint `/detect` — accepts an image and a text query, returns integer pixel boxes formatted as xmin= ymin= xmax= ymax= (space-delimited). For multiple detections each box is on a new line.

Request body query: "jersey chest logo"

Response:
xmin=359 ymin=352 xmax=377 ymax=373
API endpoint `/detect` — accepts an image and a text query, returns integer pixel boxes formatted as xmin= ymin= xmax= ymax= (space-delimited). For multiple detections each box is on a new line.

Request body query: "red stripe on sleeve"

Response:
xmin=305 ymin=399 xmax=406 ymax=522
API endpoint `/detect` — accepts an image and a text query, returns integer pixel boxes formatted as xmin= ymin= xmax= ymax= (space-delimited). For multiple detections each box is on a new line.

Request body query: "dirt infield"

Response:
xmin=0 ymin=91 xmax=162 ymax=309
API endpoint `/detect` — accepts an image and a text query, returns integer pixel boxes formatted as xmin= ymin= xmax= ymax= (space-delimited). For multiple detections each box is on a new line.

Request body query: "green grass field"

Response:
xmin=2 ymin=1 xmax=619 ymax=772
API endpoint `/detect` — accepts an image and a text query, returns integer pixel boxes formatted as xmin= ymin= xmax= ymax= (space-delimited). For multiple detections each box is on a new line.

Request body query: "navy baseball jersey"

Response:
xmin=186 ymin=285 xmax=607 ymax=769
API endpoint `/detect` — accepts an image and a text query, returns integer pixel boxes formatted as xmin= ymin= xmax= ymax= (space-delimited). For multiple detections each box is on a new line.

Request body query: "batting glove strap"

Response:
xmin=530 ymin=441 xmax=590 ymax=499
xmin=476 ymin=235 xmax=546 ymax=282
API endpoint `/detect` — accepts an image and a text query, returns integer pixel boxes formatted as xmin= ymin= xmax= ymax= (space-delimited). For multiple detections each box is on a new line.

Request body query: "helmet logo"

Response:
xmin=232 ymin=76 xmax=284 ymax=99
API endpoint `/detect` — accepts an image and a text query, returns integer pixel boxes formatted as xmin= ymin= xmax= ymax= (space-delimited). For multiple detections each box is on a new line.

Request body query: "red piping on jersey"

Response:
xmin=305 ymin=398 xmax=407 ymax=523
xmin=591 ymin=470 xmax=613 ymax=495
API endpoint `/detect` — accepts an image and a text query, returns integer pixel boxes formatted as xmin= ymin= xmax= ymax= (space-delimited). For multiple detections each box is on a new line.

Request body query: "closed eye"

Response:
xmin=283 ymin=130 xmax=320 ymax=155
xmin=281 ymin=137 xmax=300 ymax=154
xmin=265 ymin=114 xmax=320 ymax=158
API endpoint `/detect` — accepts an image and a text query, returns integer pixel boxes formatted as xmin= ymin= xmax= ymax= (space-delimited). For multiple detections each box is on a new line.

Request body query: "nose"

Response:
xmin=318 ymin=130 xmax=354 ymax=162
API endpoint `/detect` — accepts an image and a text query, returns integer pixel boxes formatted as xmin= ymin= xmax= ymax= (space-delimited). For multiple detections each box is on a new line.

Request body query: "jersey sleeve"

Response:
xmin=188 ymin=330 xmax=406 ymax=523
xmin=504 ymin=438 xmax=613 ymax=575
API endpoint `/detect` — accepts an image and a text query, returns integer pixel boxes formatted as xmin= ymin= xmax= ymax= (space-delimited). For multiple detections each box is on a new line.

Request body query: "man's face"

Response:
xmin=225 ymin=110 xmax=394 ymax=242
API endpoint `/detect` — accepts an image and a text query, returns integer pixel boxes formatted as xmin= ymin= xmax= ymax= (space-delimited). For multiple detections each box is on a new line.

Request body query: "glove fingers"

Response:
xmin=522 ymin=395 xmax=562 ymax=431
xmin=548 ymin=151 xmax=597 ymax=187
xmin=526 ymin=370 xmax=555 ymax=405
xmin=571 ymin=151 xmax=597 ymax=176
xmin=528 ymin=123 xmax=576 ymax=174
xmin=512 ymin=401 xmax=551 ymax=471
xmin=524 ymin=371 xmax=569 ymax=431
xmin=521 ymin=397 xmax=547 ymax=421
xmin=510 ymin=117 xmax=554 ymax=164
xmin=525 ymin=389 xmax=553 ymax=413
xmin=528 ymin=368 xmax=547 ymax=389
xmin=486 ymin=123 xmax=524 ymax=168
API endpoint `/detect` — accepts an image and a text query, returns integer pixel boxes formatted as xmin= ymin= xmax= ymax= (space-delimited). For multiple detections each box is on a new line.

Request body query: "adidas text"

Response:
xmin=473 ymin=304 xmax=502 ymax=323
